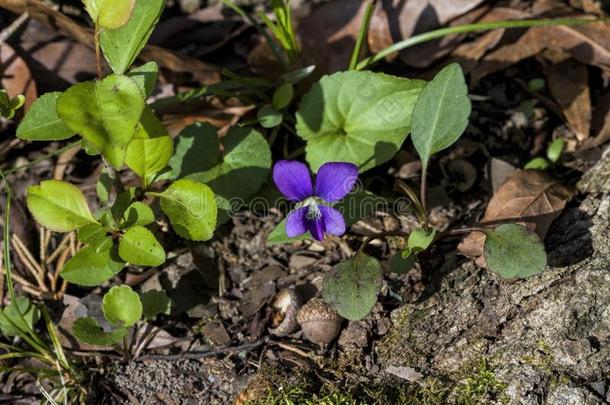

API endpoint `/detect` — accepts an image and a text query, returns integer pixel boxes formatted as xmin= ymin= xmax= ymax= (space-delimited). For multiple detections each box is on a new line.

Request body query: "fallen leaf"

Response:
xmin=545 ymin=54 xmax=591 ymax=142
xmin=1 ymin=43 xmax=37 ymax=110
xmin=368 ymin=0 xmax=487 ymax=68
xmin=458 ymin=170 xmax=573 ymax=258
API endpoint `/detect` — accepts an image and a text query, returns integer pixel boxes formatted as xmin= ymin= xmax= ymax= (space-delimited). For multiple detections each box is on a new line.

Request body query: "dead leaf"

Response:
xmin=368 ymin=0 xmax=487 ymax=68
xmin=1 ymin=43 xmax=37 ymax=110
xmin=545 ymin=54 xmax=591 ymax=142
xmin=458 ymin=170 xmax=573 ymax=258
xmin=581 ymin=87 xmax=610 ymax=149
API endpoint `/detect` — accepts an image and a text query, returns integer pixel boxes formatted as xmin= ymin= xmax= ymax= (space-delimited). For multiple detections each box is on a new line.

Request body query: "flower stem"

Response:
xmin=349 ymin=0 xmax=376 ymax=71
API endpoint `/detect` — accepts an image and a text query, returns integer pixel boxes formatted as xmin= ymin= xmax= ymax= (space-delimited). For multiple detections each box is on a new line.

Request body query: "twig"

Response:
xmin=137 ymin=338 xmax=269 ymax=361
xmin=0 ymin=12 xmax=29 ymax=45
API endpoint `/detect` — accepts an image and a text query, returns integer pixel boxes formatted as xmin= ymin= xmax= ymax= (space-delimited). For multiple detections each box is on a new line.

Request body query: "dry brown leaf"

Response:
xmin=0 ymin=43 xmax=37 ymax=110
xmin=458 ymin=170 xmax=573 ymax=258
xmin=368 ymin=0 xmax=486 ymax=68
xmin=545 ymin=54 xmax=591 ymax=142
xmin=582 ymin=88 xmax=610 ymax=149
xmin=470 ymin=16 xmax=610 ymax=83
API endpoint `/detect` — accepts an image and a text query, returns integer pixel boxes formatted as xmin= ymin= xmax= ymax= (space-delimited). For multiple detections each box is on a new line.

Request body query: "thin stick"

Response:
xmin=0 ymin=12 xmax=29 ymax=45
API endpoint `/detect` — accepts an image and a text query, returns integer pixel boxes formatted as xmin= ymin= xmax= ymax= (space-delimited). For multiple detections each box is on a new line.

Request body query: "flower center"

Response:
xmin=306 ymin=202 xmax=322 ymax=221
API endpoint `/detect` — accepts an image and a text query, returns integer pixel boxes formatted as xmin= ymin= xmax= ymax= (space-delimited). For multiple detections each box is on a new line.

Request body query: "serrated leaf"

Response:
xmin=102 ymin=285 xmax=142 ymax=327
xmin=296 ymin=71 xmax=425 ymax=172
xmin=484 ymin=224 xmax=546 ymax=279
xmin=77 ymin=223 xmax=109 ymax=250
xmin=140 ymin=290 xmax=171 ymax=319
xmin=27 ymin=180 xmax=97 ymax=232
xmin=16 ymin=92 xmax=75 ymax=141
xmin=119 ymin=226 xmax=165 ymax=266
xmin=187 ymin=126 xmax=272 ymax=225
xmin=125 ymin=108 xmax=173 ymax=183
xmin=126 ymin=62 xmax=159 ymax=98
xmin=411 ymin=63 xmax=471 ymax=167
xmin=156 ymin=179 xmax=217 ymax=241
xmin=322 ymin=254 xmax=383 ymax=320
xmin=100 ymin=0 xmax=165 ymax=74
xmin=72 ymin=317 xmax=126 ymax=346
xmin=122 ymin=202 xmax=154 ymax=227
xmin=0 ymin=297 xmax=40 ymax=336
xmin=83 ymin=0 xmax=135 ymax=29
xmin=61 ymin=244 xmax=125 ymax=286
xmin=57 ymin=75 xmax=145 ymax=168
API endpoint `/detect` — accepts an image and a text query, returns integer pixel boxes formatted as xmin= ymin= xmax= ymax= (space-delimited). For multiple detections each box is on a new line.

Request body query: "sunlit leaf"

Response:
xmin=61 ymin=245 xmax=125 ymax=286
xmin=16 ymin=92 xmax=75 ymax=141
xmin=118 ymin=225 xmax=165 ymax=266
xmin=484 ymin=224 xmax=546 ymax=279
xmin=102 ymin=285 xmax=142 ymax=327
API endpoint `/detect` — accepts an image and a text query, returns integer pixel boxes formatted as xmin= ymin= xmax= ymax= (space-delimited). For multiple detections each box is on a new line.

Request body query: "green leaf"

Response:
xmin=411 ymin=63 xmax=471 ymax=167
xmin=16 ymin=92 xmax=75 ymax=141
xmin=127 ymin=61 xmax=159 ymax=98
xmin=322 ymin=254 xmax=383 ymax=321
xmin=125 ymin=108 xmax=173 ymax=183
xmin=77 ymin=223 xmax=110 ymax=251
xmin=272 ymin=82 xmax=293 ymax=110
xmin=119 ymin=225 xmax=165 ymax=266
xmin=389 ymin=251 xmax=415 ymax=274
xmin=257 ymin=106 xmax=283 ymax=128
xmin=111 ymin=188 xmax=136 ymax=222
xmin=61 ymin=245 xmax=125 ymax=286
xmin=57 ymin=75 xmax=145 ymax=168
xmin=296 ymin=71 xmax=425 ymax=172
xmin=122 ymin=202 xmax=154 ymax=227
xmin=166 ymin=122 xmax=221 ymax=180
xmin=100 ymin=0 xmax=165 ymax=74
xmin=187 ymin=126 xmax=272 ymax=225
xmin=27 ymin=180 xmax=97 ymax=232
xmin=484 ymin=224 xmax=547 ymax=279
xmin=96 ymin=170 xmax=113 ymax=204
xmin=156 ymin=179 xmax=217 ymax=241
xmin=0 ymin=297 xmax=40 ymax=336
xmin=72 ymin=317 xmax=126 ymax=346
xmin=546 ymin=138 xmax=565 ymax=163
xmin=140 ymin=290 xmax=171 ymax=319
xmin=83 ymin=0 xmax=135 ymax=29
xmin=0 ymin=89 xmax=23 ymax=119
xmin=524 ymin=157 xmax=550 ymax=170
xmin=102 ymin=285 xmax=142 ymax=327
xmin=403 ymin=228 xmax=436 ymax=257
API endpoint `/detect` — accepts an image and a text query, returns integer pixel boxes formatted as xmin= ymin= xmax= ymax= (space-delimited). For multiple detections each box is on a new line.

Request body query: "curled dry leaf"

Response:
xmin=458 ymin=170 xmax=573 ymax=259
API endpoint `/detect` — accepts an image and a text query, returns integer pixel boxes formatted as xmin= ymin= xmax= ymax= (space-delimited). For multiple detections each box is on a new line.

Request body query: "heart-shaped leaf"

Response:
xmin=411 ymin=63 xmax=471 ymax=168
xmin=16 ymin=92 xmax=75 ymax=141
xmin=57 ymin=75 xmax=145 ymax=168
xmin=72 ymin=317 xmax=126 ymax=346
xmin=484 ymin=224 xmax=546 ymax=279
xmin=100 ymin=0 xmax=165 ymax=74
xmin=322 ymin=253 xmax=383 ymax=320
xmin=296 ymin=71 xmax=425 ymax=172
xmin=102 ymin=285 xmax=142 ymax=327
xmin=119 ymin=225 xmax=165 ymax=266
xmin=186 ymin=126 xmax=272 ymax=225
xmin=155 ymin=179 xmax=217 ymax=241
xmin=125 ymin=107 xmax=173 ymax=184
xmin=61 ymin=244 xmax=125 ymax=286
xmin=166 ymin=122 xmax=221 ymax=180
xmin=84 ymin=0 xmax=136 ymax=29
xmin=27 ymin=180 xmax=97 ymax=232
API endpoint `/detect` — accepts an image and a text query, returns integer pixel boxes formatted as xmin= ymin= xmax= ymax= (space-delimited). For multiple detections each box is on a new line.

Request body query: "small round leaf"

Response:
xmin=257 ymin=106 xmax=283 ymax=128
xmin=102 ymin=285 xmax=142 ymax=327
xmin=72 ymin=317 xmax=126 ymax=346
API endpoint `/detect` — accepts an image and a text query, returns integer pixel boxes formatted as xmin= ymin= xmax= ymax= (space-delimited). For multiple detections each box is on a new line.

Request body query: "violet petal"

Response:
xmin=314 ymin=162 xmax=358 ymax=202
xmin=285 ymin=206 xmax=308 ymax=237
xmin=273 ymin=160 xmax=313 ymax=202
xmin=307 ymin=215 xmax=325 ymax=241
xmin=319 ymin=205 xmax=346 ymax=236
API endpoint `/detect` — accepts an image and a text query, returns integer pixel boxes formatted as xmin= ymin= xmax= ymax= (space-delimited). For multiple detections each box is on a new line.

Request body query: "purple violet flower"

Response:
xmin=273 ymin=160 xmax=358 ymax=241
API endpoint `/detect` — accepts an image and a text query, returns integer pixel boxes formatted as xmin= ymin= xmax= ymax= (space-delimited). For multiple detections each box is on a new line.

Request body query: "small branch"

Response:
xmin=0 ymin=12 xmax=29 ymax=46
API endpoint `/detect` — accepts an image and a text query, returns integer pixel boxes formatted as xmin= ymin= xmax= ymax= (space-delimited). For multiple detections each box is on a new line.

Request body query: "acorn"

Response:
xmin=296 ymin=298 xmax=342 ymax=347
xmin=268 ymin=288 xmax=301 ymax=337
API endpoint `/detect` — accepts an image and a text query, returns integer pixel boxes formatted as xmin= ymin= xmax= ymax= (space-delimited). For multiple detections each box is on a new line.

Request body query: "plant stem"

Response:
xmin=356 ymin=16 xmax=601 ymax=70
xmin=420 ymin=165 xmax=429 ymax=230
xmin=349 ymin=0 xmax=376 ymax=71
xmin=1 ymin=141 xmax=81 ymax=175
xmin=94 ymin=24 xmax=102 ymax=79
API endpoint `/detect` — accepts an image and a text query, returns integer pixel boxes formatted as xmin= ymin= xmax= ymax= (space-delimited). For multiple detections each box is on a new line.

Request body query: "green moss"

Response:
xmin=454 ymin=359 xmax=508 ymax=405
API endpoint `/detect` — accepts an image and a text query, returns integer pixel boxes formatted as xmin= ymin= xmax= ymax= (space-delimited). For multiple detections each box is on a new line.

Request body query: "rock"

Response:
xmin=376 ymin=186 xmax=610 ymax=403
